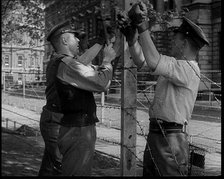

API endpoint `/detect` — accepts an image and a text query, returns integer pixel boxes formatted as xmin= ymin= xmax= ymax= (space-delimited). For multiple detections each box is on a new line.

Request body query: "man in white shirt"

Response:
xmin=118 ymin=2 xmax=209 ymax=176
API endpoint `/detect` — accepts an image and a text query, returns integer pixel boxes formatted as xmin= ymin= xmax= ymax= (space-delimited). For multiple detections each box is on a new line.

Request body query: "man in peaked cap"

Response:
xmin=38 ymin=19 xmax=77 ymax=177
xmin=173 ymin=17 xmax=209 ymax=50
xmin=118 ymin=1 xmax=209 ymax=176
xmin=39 ymin=18 xmax=116 ymax=176
xmin=46 ymin=17 xmax=85 ymax=41
xmin=39 ymin=19 xmax=85 ymax=176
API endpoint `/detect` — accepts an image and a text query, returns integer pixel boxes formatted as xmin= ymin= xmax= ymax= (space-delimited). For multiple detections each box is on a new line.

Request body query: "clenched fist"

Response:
xmin=128 ymin=2 xmax=148 ymax=25
xmin=117 ymin=11 xmax=138 ymax=46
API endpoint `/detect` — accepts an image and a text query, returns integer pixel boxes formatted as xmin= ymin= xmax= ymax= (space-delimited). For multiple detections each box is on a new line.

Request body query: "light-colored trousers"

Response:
xmin=143 ymin=131 xmax=189 ymax=176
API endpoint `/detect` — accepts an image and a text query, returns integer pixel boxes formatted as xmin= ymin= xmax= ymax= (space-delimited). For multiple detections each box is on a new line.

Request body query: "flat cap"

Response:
xmin=173 ymin=17 xmax=209 ymax=49
xmin=46 ymin=18 xmax=86 ymax=41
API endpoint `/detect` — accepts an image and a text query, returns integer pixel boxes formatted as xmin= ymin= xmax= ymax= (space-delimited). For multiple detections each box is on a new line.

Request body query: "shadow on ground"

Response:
xmin=1 ymin=127 xmax=120 ymax=176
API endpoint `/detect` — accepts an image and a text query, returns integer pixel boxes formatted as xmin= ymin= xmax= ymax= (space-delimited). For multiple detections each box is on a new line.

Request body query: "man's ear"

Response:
xmin=183 ymin=39 xmax=189 ymax=48
xmin=61 ymin=34 xmax=68 ymax=45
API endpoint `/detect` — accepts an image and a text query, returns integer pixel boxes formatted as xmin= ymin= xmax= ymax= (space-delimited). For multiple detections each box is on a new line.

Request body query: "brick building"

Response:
xmin=43 ymin=0 xmax=221 ymax=84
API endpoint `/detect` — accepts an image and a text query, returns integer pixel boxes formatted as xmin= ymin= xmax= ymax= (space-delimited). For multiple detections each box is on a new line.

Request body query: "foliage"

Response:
xmin=1 ymin=0 xmax=45 ymax=46
xmin=116 ymin=0 xmax=189 ymax=32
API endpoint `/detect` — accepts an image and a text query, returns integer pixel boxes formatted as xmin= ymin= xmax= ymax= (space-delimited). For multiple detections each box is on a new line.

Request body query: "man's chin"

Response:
xmin=73 ymin=50 xmax=79 ymax=57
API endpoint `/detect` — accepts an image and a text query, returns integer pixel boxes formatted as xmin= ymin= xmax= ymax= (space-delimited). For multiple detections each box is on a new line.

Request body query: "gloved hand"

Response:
xmin=117 ymin=11 xmax=138 ymax=46
xmin=128 ymin=2 xmax=148 ymax=25
xmin=128 ymin=2 xmax=149 ymax=33
xmin=106 ymin=25 xmax=116 ymax=44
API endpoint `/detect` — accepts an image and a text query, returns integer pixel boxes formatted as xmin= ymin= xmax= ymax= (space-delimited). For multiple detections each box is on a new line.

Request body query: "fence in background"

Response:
xmin=1 ymin=70 xmax=221 ymax=176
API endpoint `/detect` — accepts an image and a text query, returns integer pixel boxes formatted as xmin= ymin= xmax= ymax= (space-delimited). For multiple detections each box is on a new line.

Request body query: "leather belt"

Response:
xmin=60 ymin=113 xmax=98 ymax=127
xmin=149 ymin=118 xmax=184 ymax=134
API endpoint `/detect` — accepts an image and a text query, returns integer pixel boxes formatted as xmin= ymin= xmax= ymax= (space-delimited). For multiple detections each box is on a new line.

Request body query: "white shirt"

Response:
xmin=149 ymin=54 xmax=200 ymax=125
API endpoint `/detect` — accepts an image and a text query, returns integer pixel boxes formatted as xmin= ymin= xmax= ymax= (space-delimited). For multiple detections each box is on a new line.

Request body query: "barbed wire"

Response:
xmin=2 ymin=98 xmax=221 ymax=175
xmin=119 ymin=69 xmax=181 ymax=175
xmin=2 ymin=102 xmax=220 ymax=147
xmin=115 ymin=62 xmax=221 ymax=175
xmin=2 ymin=117 xmax=40 ymax=133
xmin=191 ymin=113 xmax=220 ymax=120
xmin=97 ymin=136 xmax=143 ymax=164
xmin=2 ymin=104 xmax=145 ymax=165
xmin=2 ymin=107 xmax=40 ymax=123
xmin=2 ymin=69 xmax=221 ymax=92
xmin=2 ymin=1 xmax=221 ymax=173
xmin=186 ymin=61 xmax=221 ymax=106
xmin=2 ymin=58 xmax=221 ymax=171
xmin=3 ymin=90 xmax=220 ymax=120
xmin=200 ymin=73 xmax=221 ymax=88
xmin=3 ymin=91 xmax=45 ymax=100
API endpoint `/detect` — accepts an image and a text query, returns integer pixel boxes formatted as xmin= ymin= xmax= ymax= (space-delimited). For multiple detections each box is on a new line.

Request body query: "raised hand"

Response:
xmin=128 ymin=2 xmax=152 ymax=33
xmin=128 ymin=2 xmax=148 ymax=25
xmin=103 ymin=43 xmax=116 ymax=63
xmin=117 ymin=11 xmax=138 ymax=46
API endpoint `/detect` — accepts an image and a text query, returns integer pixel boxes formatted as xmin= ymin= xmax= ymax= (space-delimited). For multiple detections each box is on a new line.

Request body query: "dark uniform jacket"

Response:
xmin=45 ymin=53 xmax=112 ymax=127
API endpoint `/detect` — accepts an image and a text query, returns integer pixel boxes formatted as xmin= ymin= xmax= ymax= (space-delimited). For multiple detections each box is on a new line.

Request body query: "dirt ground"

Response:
xmin=1 ymin=130 xmax=43 ymax=176
xmin=1 ymin=92 xmax=221 ymax=176
xmin=1 ymin=128 xmax=119 ymax=176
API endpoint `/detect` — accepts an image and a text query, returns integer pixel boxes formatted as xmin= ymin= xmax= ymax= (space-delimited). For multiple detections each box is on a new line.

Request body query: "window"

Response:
xmin=18 ymin=73 xmax=22 ymax=85
xmin=18 ymin=55 xmax=23 ymax=67
xmin=88 ymin=18 xmax=93 ymax=39
xmin=4 ymin=55 xmax=9 ymax=67
xmin=18 ymin=73 xmax=22 ymax=81
xmin=30 ymin=57 xmax=34 ymax=67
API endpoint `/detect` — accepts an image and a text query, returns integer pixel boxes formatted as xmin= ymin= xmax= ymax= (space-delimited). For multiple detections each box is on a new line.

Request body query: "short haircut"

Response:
xmin=179 ymin=33 xmax=200 ymax=53
xmin=50 ymin=35 xmax=62 ymax=52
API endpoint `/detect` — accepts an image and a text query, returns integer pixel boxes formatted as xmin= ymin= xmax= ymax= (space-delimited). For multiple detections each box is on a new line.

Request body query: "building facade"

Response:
xmin=43 ymin=0 xmax=117 ymax=71
xmin=2 ymin=44 xmax=44 ymax=85
xmin=43 ymin=0 xmax=221 ymax=83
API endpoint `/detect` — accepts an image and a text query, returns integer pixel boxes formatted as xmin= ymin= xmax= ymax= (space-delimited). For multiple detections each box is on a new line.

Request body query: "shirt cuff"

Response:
xmin=101 ymin=61 xmax=113 ymax=70
xmin=150 ymin=54 xmax=168 ymax=76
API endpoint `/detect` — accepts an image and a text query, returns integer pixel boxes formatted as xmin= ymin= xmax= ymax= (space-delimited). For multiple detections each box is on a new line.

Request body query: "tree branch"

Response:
xmin=2 ymin=0 xmax=13 ymax=17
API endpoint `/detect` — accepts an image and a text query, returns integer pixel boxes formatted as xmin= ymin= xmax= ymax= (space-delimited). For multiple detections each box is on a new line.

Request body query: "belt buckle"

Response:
xmin=157 ymin=119 xmax=164 ymax=125
xmin=183 ymin=122 xmax=187 ymax=133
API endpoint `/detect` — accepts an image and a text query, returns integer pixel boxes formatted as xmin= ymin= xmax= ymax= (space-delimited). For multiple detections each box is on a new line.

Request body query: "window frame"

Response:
xmin=17 ymin=55 xmax=24 ymax=67
xmin=4 ymin=55 xmax=10 ymax=67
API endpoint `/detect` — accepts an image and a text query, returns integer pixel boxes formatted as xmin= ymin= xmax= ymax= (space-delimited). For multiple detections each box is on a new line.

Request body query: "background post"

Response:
xmin=120 ymin=0 xmax=138 ymax=176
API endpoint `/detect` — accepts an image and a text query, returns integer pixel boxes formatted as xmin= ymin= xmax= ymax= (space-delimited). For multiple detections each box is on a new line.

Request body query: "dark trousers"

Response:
xmin=38 ymin=107 xmax=63 ymax=176
xmin=143 ymin=131 xmax=189 ymax=176
xmin=58 ymin=124 xmax=96 ymax=176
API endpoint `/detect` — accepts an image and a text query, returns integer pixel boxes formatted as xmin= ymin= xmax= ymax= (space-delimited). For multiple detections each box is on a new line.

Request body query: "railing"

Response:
xmin=2 ymin=91 xmax=221 ymax=176
xmin=1 ymin=70 xmax=221 ymax=176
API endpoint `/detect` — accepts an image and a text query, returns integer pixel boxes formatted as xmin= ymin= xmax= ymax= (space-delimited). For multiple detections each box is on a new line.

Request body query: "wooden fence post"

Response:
xmin=6 ymin=118 xmax=9 ymax=129
xmin=22 ymin=73 xmax=26 ymax=108
xmin=101 ymin=92 xmax=105 ymax=123
xmin=2 ymin=72 xmax=6 ymax=91
xmin=14 ymin=121 xmax=16 ymax=130
xmin=120 ymin=0 xmax=138 ymax=176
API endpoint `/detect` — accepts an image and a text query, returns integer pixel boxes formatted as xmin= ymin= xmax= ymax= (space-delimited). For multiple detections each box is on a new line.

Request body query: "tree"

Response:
xmin=1 ymin=0 xmax=45 ymax=46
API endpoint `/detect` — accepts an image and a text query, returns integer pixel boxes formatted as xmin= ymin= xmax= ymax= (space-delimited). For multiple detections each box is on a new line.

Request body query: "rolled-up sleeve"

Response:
xmin=57 ymin=56 xmax=113 ymax=92
xmin=151 ymin=54 xmax=196 ymax=87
